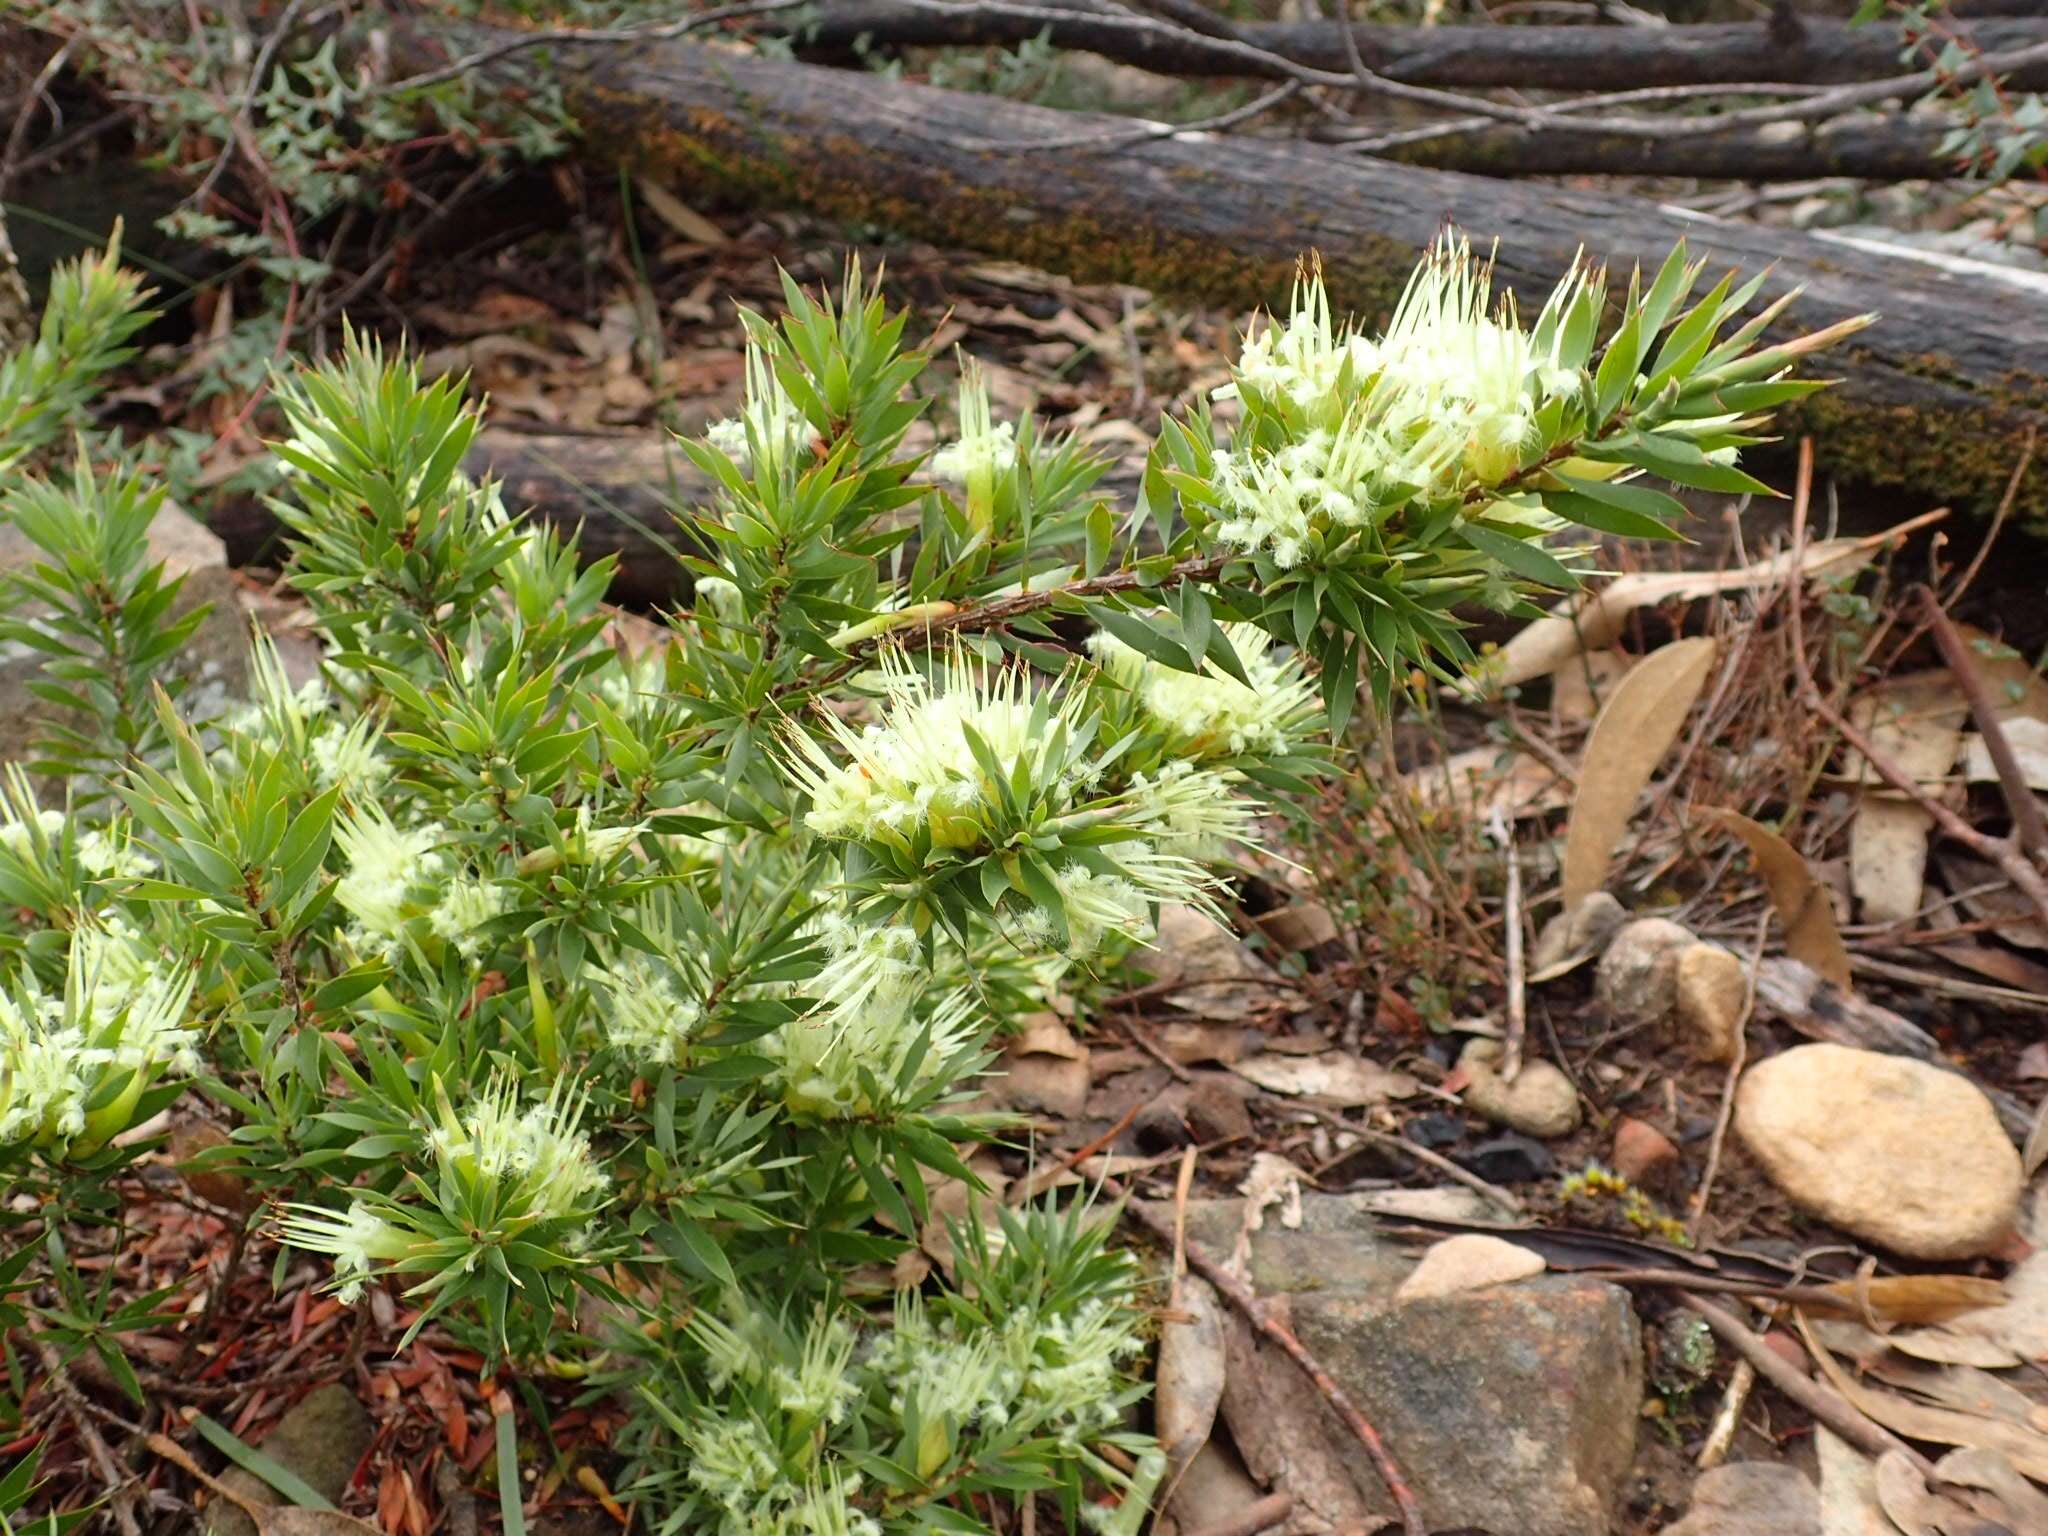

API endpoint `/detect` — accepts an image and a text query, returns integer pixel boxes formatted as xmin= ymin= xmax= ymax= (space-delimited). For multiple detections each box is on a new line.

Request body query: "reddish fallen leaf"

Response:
xmin=288 ymin=1286 xmax=311 ymax=1345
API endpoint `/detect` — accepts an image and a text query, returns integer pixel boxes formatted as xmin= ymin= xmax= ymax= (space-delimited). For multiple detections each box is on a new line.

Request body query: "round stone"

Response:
xmin=1735 ymin=1044 xmax=2021 ymax=1260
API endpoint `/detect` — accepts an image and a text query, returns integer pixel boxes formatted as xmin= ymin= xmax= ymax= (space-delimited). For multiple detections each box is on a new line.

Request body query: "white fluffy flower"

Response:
xmin=1089 ymin=622 xmax=1317 ymax=761
xmin=427 ymin=876 xmax=510 ymax=957
xmin=334 ymin=806 xmax=448 ymax=945
xmin=428 ymin=1076 xmax=606 ymax=1222
xmin=0 ymin=805 xmax=64 ymax=861
xmin=768 ymin=919 xmax=982 ymax=1119
xmin=276 ymin=1201 xmax=413 ymax=1303
xmin=930 ymin=358 xmax=1016 ymax=532
xmin=593 ymin=951 xmax=703 ymax=1066
xmin=784 ymin=648 xmax=1090 ymax=853
xmin=1208 ymin=235 xmax=1593 ymax=562
xmin=75 ymin=825 xmax=156 ymax=879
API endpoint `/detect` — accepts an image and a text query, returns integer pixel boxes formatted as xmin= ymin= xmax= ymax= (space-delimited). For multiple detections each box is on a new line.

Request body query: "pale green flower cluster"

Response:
xmin=1088 ymin=621 xmax=1318 ymax=762
xmin=226 ymin=631 xmax=389 ymax=792
xmin=930 ymin=359 xmax=1016 ymax=532
xmin=593 ymin=950 xmax=704 ymax=1067
xmin=1209 ymin=236 xmax=1593 ymax=567
xmin=866 ymin=1291 xmax=1145 ymax=1471
xmin=767 ymin=915 xmax=980 ymax=1119
xmin=333 ymin=804 xmax=449 ymax=951
xmin=0 ymin=922 xmax=197 ymax=1149
xmin=280 ymin=1076 xmax=606 ymax=1302
xmin=783 ymin=648 xmax=1236 ymax=951
xmin=333 ymin=806 xmax=510 ymax=959
xmin=787 ymin=648 xmax=1085 ymax=850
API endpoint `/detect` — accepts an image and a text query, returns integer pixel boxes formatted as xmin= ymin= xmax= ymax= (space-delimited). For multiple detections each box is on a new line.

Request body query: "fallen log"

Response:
xmin=774 ymin=1 xmax=2048 ymax=92
xmin=395 ymin=21 xmax=2048 ymax=522
xmin=1363 ymin=109 xmax=1962 ymax=182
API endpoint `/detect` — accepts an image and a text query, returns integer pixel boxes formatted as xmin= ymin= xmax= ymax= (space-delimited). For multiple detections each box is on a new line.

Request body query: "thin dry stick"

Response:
xmin=1695 ymin=1359 xmax=1756 ymax=1470
xmin=1676 ymin=1293 xmax=1925 ymax=1469
xmin=1008 ymin=1099 xmax=1144 ymax=1205
xmin=35 ymin=1345 xmax=142 ymax=1536
xmin=1946 ymin=427 xmax=2035 ymax=608
xmin=1287 ymin=1098 xmax=1525 ymax=1215
xmin=1114 ymin=1185 xmax=1428 ymax=1536
xmin=1690 ymin=907 xmax=1771 ymax=1239
xmin=1785 ymin=440 xmax=2048 ymax=932
xmin=1918 ymin=582 xmax=2048 ymax=861
xmin=1489 ymin=808 xmax=1527 ymax=1082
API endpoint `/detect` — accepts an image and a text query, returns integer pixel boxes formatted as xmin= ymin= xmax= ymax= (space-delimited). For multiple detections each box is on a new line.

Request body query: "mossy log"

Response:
xmin=396 ymin=21 xmax=2048 ymax=521
xmin=775 ymin=1 xmax=2048 ymax=92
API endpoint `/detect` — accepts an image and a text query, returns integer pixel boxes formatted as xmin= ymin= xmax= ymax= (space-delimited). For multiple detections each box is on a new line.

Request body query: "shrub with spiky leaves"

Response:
xmin=0 ymin=234 xmax=1860 ymax=1533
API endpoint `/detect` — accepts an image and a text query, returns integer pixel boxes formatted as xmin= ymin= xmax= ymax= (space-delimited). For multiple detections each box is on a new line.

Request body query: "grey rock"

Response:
xmin=1293 ymin=1276 xmax=1643 ymax=1535
xmin=1595 ymin=916 xmax=1695 ymax=1026
xmin=203 ymin=1383 xmax=372 ymax=1536
xmin=1531 ymin=889 xmax=1628 ymax=973
xmin=1172 ymin=1191 xmax=1410 ymax=1297
xmin=1164 ymin=1194 xmax=1643 ymax=1533
xmin=1663 ymin=1462 xmax=1820 ymax=1536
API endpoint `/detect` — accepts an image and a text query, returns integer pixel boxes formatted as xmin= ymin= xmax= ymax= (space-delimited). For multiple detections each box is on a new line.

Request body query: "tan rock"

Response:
xmin=1459 ymin=1039 xmax=1581 ymax=1139
xmin=1395 ymin=1233 xmax=1545 ymax=1302
xmin=1736 ymin=1044 xmax=2021 ymax=1260
xmin=1676 ymin=943 xmax=1748 ymax=1062
xmin=1594 ymin=917 xmax=1694 ymax=1026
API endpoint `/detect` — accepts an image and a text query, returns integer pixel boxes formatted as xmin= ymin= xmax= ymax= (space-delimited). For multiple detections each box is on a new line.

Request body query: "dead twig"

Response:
xmin=1487 ymin=808 xmax=1527 ymax=1081
xmin=1009 ymin=1099 xmax=1145 ymax=1205
xmin=1945 ymin=427 xmax=2034 ymax=608
xmin=1285 ymin=1098 xmax=1525 ymax=1216
xmin=1695 ymin=1359 xmax=1755 ymax=1470
xmin=1917 ymin=581 xmax=2048 ymax=860
xmin=1690 ymin=907 xmax=1770 ymax=1240
xmin=1114 ymin=1183 xmax=1428 ymax=1536
xmin=34 ymin=1344 xmax=144 ymax=1536
xmin=1676 ymin=1292 xmax=1926 ymax=1470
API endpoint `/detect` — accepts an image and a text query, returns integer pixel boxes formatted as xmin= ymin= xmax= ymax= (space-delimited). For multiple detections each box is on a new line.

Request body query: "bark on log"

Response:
xmin=1368 ymin=110 xmax=1962 ymax=181
xmin=395 ymin=21 xmax=2048 ymax=522
xmin=775 ymin=1 xmax=2048 ymax=93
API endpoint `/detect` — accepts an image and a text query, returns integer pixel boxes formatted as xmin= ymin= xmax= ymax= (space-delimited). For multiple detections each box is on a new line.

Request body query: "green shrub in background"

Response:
xmin=0 ymin=234 xmax=1860 ymax=1533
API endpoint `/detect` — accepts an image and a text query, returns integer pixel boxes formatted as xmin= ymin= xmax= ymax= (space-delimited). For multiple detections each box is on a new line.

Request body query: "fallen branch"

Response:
xmin=388 ymin=21 xmax=2048 ymax=516
xmin=775 ymin=2 xmax=2048 ymax=92
xmin=1115 ymin=1185 xmax=1427 ymax=1536
xmin=1353 ymin=111 xmax=1969 ymax=182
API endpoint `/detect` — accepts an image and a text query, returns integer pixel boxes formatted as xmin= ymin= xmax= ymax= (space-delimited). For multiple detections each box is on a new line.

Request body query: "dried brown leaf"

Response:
xmin=1873 ymin=1450 xmax=1982 ymax=1536
xmin=1705 ymin=809 xmax=1854 ymax=988
xmin=1800 ymin=1314 xmax=2048 ymax=1480
xmin=1805 ymin=1276 xmax=2009 ymax=1328
xmin=1559 ymin=636 xmax=1719 ymax=911
xmin=1155 ymin=1274 xmax=1228 ymax=1474
xmin=1229 ymin=1051 xmax=1418 ymax=1106
xmin=633 ymin=178 xmax=728 ymax=245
